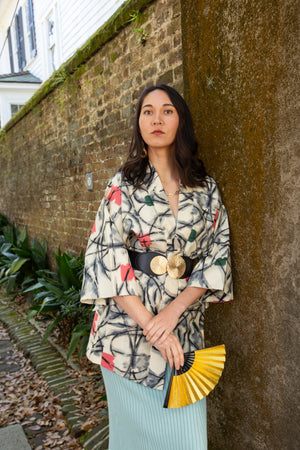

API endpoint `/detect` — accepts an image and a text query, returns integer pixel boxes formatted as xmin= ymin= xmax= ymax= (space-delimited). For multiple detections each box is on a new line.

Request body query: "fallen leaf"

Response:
xmin=28 ymin=424 xmax=41 ymax=431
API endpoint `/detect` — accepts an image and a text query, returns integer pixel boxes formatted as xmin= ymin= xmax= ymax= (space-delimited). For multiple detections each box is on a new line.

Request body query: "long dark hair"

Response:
xmin=121 ymin=84 xmax=207 ymax=187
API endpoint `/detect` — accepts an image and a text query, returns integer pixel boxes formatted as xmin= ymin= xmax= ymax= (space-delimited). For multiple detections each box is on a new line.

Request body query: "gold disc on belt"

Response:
xmin=167 ymin=254 xmax=186 ymax=279
xmin=150 ymin=255 xmax=168 ymax=275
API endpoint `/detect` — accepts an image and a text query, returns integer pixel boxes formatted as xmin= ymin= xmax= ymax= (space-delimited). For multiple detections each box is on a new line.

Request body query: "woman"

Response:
xmin=80 ymin=84 xmax=233 ymax=449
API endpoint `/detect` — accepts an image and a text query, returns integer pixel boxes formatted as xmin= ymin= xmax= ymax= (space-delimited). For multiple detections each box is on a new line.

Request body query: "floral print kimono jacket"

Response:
xmin=80 ymin=168 xmax=233 ymax=390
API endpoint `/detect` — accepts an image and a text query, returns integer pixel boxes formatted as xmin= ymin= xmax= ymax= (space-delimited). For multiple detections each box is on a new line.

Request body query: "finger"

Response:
xmin=156 ymin=344 xmax=167 ymax=362
xmin=145 ymin=328 xmax=157 ymax=341
xmin=172 ymin=345 xmax=181 ymax=371
xmin=170 ymin=336 xmax=183 ymax=362
xmin=175 ymin=340 xmax=184 ymax=368
xmin=180 ymin=348 xmax=184 ymax=367
xmin=176 ymin=350 xmax=184 ymax=370
xmin=146 ymin=328 xmax=166 ymax=345
xmin=169 ymin=337 xmax=184 ymax=370
xmin=144 ymin=320 xmax=160 ymax=339
xmin=165 ymin=345 xmax=174 ymax=368
xmin=167 ymin=339 xmax=181 ymax=371
xmin=149 ymin=334 xmax=165 ymax=347
xmin=156 ymin=329 xmax=172 ymax=345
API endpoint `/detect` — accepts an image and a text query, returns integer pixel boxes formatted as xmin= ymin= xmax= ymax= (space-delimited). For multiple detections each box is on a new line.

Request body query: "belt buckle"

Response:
xmin=167 ymin=254 xmax=186 ymax=279
xmin=150 ymin=253 xmax=186 ymax=279
xmin=150 ymin=255 xmax=168 ymax=275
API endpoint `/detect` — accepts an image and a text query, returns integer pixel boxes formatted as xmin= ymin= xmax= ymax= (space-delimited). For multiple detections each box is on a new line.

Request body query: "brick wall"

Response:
xmin=0 ymin=0 xmax=183 ymax=262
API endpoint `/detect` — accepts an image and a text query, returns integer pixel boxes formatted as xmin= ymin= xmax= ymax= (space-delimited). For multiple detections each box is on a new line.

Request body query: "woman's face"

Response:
xmin=138 ymin=89 xmax=179 ymax=153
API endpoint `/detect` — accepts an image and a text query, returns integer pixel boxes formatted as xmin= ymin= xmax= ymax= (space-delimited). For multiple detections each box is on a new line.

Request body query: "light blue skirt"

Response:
xmin=102 ymin=366 xmax=207 ymax=450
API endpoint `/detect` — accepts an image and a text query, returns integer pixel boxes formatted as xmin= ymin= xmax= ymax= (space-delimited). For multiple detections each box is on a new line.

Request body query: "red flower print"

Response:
xmin=212 ymin=210 xmax=219 ymax=229
xmin=136 ymin=233 xmax=152 ymax=247
xmin=101 ymin=352 xmax=115 ymax=371
xmin=91 ymin=221 xmax=96 ymax=235
xmin=121 ymin=264 xmax=136 ymax=281
xmin=91 ymin=312 xmax=98 ymax=335
xmin=106 ymin=185 xmax=121 ymax=205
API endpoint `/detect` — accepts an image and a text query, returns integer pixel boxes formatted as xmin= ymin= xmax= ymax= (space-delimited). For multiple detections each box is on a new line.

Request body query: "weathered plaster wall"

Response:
xmin=181 ymin=0 xmax=299 ymax=448
xmin=0 ymin=0 xmax=183 ymax=263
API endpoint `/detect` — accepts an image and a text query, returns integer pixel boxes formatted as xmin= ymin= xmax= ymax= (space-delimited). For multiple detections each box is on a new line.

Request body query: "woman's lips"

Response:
xmin=151 ymin=130 xmax=164 ymax=135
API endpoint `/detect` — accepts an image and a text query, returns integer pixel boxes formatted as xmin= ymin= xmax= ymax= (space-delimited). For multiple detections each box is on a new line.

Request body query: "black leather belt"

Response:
xmin=128 ymin=250 xmax=197 ymax=279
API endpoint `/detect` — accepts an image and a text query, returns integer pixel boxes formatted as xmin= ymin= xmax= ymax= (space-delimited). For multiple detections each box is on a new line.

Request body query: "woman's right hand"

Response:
xmin=154 ymin=333 xmax=184 ymax=371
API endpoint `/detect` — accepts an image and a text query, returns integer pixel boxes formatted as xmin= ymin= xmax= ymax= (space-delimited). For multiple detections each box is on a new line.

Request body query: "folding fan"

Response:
xmin=163 ymin=344 xmax=226 ymax=408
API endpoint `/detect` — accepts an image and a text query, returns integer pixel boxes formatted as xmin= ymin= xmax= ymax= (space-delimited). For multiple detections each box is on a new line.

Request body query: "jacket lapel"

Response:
xmin=175 ymin=185 xmax=196 ymax=243
xmin=130 ymin=166 xmax=198 ymax=249
xmin=143 ymin=166 xmax=177 ymax=240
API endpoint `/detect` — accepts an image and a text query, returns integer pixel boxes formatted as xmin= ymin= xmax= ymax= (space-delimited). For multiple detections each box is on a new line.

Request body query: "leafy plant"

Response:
xmin=0 ymin=223 xmax=48 ymax=294
xmin=0 ymin=215 xmax=93 ymax=360
xmin=128 ymin=9 xmax=149 ymax=46
xmin=25 ymin=249 xmax=93 ymax=358
xmin=0 ymin=224 xmax=48 ymax=293
xmin=67 ymin=323 xmax=91 ymax=360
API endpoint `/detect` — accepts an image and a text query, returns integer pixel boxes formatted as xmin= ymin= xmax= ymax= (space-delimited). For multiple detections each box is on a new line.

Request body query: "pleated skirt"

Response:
xmin=102 ymin=366 xmax=207 ymax=450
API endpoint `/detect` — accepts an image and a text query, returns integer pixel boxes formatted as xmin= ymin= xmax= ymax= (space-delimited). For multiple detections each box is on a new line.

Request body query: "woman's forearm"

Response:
xmin=113 ymin=295 xmax=153 ymax=329
xmin=168 ymin=286 xmax=207 ymax=318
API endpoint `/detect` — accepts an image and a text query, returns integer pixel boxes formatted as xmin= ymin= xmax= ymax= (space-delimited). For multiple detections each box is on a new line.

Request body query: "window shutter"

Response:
xmin=27 ymin=0 xmax=37 ymax=58
xmin=15 ymin=8 xmax=26 ymax=71
xmin=7 ymin=27 xmax=14 ymax=73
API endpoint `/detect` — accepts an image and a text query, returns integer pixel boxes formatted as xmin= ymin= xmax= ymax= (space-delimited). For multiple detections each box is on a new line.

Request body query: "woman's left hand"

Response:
xmin=143 ymin=303 xmax=180 ymax=346
xmin=144 ymin=286 xmax=206 ymax=346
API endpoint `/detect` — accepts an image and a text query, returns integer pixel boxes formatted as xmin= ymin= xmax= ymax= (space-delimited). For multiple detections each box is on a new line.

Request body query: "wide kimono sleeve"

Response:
xmin=80 ymin=174 xmax=141 ymax=306
xmin=186 ymin=178 xmax=233 ymax=304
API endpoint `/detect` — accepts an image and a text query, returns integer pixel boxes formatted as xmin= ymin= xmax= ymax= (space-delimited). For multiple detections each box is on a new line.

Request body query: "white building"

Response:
xmin=0 ymin=0 xmax=126 ymax=127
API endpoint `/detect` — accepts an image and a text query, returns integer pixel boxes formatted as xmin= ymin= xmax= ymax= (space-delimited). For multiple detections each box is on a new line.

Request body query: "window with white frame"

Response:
xmin=27 ymin=0 xmax=37 ymax=59
xmin=10 ymin=104 xmax=24 ymax=117
xmin=47 ymin=11 xmax=56 ymax=74
xmin=15 ymin=7 xmax=26 ymax=71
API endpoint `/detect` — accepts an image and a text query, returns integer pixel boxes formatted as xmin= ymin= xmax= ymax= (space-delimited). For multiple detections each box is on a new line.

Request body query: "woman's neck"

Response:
xmin=148 ymin=148 xmax=179 ymax=184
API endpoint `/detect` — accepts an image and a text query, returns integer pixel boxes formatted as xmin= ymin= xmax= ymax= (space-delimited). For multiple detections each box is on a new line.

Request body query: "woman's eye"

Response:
xmin=164 ymin=109 xmax=174 ymax=114
xmin=143 ymin=110 xmax=152 ymax=115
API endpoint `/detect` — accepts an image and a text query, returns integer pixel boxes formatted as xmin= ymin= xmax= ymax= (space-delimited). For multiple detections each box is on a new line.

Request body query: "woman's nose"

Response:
xmin=152 ymin=112 xmax=163 ymax=125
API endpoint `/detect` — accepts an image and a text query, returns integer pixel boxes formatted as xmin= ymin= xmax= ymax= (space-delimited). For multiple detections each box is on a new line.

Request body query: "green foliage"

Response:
xmin=67 ymin=323 xmax=91 ymax=360
xmin=0 ymin=128 xmax=7 ymax=141
xmin=128 ymin=9 xmax=141 ymax=23
xmin=134 ymin=27 xmax=149 ymax=46
xmin=128 ymin=9 xmax=149 ymax=46
xmin=0 ymin=222 xmax=48 ymax=295
xmin=0 ymin=214 xmax=93 ymax=360
xmin=24 ymin=248 xmax=93 ymax=358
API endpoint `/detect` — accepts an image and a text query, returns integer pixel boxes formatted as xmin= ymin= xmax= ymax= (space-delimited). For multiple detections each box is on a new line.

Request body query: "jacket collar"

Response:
xmin=142 ymin=163 xmax=196 ymax=242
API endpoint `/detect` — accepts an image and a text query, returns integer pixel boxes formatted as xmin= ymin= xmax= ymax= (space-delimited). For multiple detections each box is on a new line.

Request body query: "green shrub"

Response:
xmin=24 ymin=248 xmax=93 ymax=358
xmin=0 ymin=224 xmax=48 ymax=294
xmin=0 ymin=214 xmax=93 ymax=360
